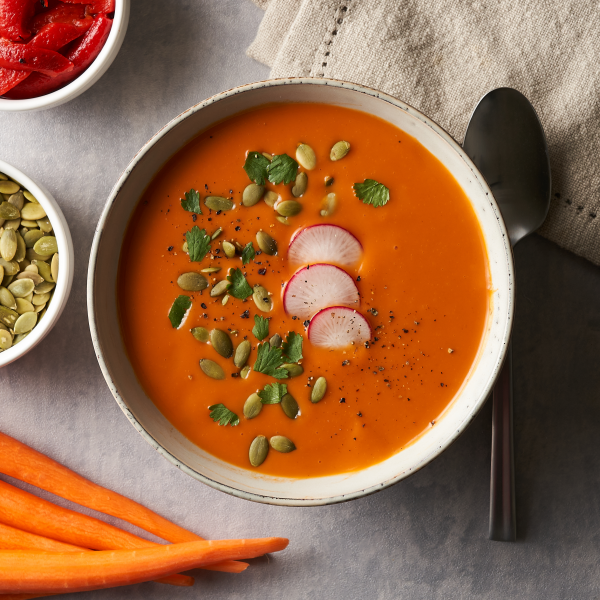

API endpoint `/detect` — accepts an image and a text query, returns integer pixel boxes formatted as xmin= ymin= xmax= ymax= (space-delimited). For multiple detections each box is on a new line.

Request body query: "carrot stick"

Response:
xmin=0 ymin=432 xmax=242 ymax=572
xmin=0 ymin=538 xmax=288 ymax=594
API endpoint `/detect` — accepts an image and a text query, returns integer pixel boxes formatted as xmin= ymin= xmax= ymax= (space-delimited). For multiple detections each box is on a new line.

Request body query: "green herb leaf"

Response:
xmin=227 ymin=268 xmax=253 ymax=300
xmin=244 ymin=151 xmax=270 ymax=185
xmin=353 ymin=179 xmax=390 ymax=208
xmin=258 ymin=382 xmax=288 ymax=405
xmin=181 ymin=189 xmax=202 ymax=215
xmin=282 ymin=331 xmax=303 ymax=363
xmin=252 ymin=315 xmax=269 ymax=341
xmin=253 ymin=342 xmax=288 ymax=379
xmin=208 ymin=403 xmax=240 ymax=426
xmin=168 ymin=295 xmax=192 ymax=329
xmin=267 ymin=153 xmax=298 ymax=185
xmin=186 ymin=226 xmax=211 ymax=262
xmin=241 ymin=242 xmax=255 ymax=265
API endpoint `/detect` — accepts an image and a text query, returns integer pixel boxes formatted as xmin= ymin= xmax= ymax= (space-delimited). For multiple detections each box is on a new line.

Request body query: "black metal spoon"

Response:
xmin=463 ymin=88 xmax=551 ymax=541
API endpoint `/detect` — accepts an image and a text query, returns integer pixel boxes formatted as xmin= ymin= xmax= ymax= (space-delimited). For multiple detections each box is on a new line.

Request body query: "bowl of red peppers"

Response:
xmin=0 ymin=0 xmax=129 ymax=110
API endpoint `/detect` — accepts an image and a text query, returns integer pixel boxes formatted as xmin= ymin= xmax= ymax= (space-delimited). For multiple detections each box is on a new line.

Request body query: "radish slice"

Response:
xmin=308 ymin=306 xmax=372 ymax=348
xmin=283 ymin=264 xmax=360 ymax=319
xmin=288 ymin=224 xmax=363 ymax=267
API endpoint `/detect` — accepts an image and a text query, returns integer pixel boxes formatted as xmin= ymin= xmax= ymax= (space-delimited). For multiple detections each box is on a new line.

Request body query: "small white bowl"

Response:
xmin=0 ymin=160 xmax=74 ymax=368
xmin=0 ymin=0 xmax=130 ymax=112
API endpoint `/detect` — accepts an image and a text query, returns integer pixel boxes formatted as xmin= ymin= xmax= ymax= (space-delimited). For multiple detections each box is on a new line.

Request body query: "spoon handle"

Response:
xmin=489 ymin=343 xmax=516 ymax=541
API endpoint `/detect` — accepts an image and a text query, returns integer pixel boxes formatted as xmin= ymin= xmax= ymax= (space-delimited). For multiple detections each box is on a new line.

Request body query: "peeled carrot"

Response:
xmin=0 ymin=538 xmax=288 ymax=594
xmin=0 ymin=432 xmax=242 ymax=572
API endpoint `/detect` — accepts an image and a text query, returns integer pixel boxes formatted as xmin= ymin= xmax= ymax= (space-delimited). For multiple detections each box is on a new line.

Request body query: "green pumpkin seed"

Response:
xmin=23 ymin=291 xmax=33 ymax=303
xmin=24 ymin=264 xmax=38 ymax=274
xmin=177 ymin=272 xmax=208 ymax=292
xmin=23 ymin=191 xmax=37 ymax=203
xmin=0 ymin=305 xmax=17 ymax=327
xmin=240 ymin=365 xmax=251 ymax=379
xmin=4 ymin=218 xmax=20 ymax=230
xmin=0 ymin=286 xmax=16 ymax=309
xmin=201 ymin=267 xmax=221 ymax=274
xmin=34 ymin=302 xmax=46 ymax=313
xmin=222 ymin=241 xmax=236 ymax=258
xmin=2 ymin=274 xmax=13 ymax=287
xmin=221 ymin=294 xmax=229 ymax=306
xmin=204 ymin=196 xmax=234 ymax=212
xmin=199 ymin=358 xmax=225 ymax=380
xmin=13 ymin=232 xmax=25 ymax=262
xmin=8 ymin=192 xmax=24 ymax=211
xmin=0 ymin=173 xmax=7 ymax=180
xmin=15 ymin=298 xmax=34 ymax=314
xmin=33 ymin=260 xmax=52 ymax=283
xmin=50 ymin=253 xmax=59 ymax=282
xmin=0 ymin=258 xmax=19 ymax=276
xmin=262 ymin=152 xmax=273 ymax=161
xmin=20 ymin=220 xmax=37 ymax=228
xmin=249 ymin=435 xmax=269 ymax=467
xmin=283 ymin=363 xmax=304 ymax=378
xmin=242 ymin=183 xmax=265 ymax=207
xmin=14 ymin=311 xmax=36 ymax=334
xmin=320 ymin=192 xmax=337 ymax=217
xmin=211 ymin=227 xmax=223 ymax=240
xmin=8 ymin=279 xmax=34 ymax=298
xmin=233 ymin=339 xmax=251 ymax=368
xmin=26 ymin=248 xmax=48 ymax=262
xmin=0 ymin=181 xmax=19 ymax=195
xmin=311 ymin=376 xmax=327 ymax=403
xmin=0 ymin=328 xmax=11 ymax=350
xmin=0 ymin=229 xmax=17 ymax=261
xmin=210 ymin=280 xmax=230 ymax=297
xmin=24 ymin=229 xmax=44 ymax=248
xmin=16 ymin=271 xmax=43 ymax=285
xmin=21 ymin=203 xmax=46 ymax=221
xmin=252 ymin=284 xmax=272 ymax=312
xmin=32 ymin=292 xmax=49 ymax=306
xmin=0 ymin=202 xmax=19 ymax=220
xmin=296 ymin=143 xmax=317 ymax=170
xmin=281 ymin=393 xmax=299 ymax=419
xmin=291 ymin=172 xmax=308 ymax=197
xmin=256 ymin=231 xmax=277 ymax=255
xmin=263 ymin=190 xmax=278 ymax=207
xmin=276 ymin=200 xmax=303 ymax=217
xmin=33 ymin=236 xmax=57 ymax=257
xmin=13 ymin=331 xmax=30 ymax=345
xmin=34 ymin=281 xmax=55 ymax=294
xmin=37 ymin=217 xmax=52 ymax=233
xmin=330 ymin=140 xmax=351 ymax=161
xmin=270 ymin=436 xmax=296 ymax=453
xmin=0 ymin=265 xmax=3 ymax=282
xmin=182 ymin=240 xmax=188 ymax=253
xmin=276 ymin=216 xmax=290 ymax=226
xmin=325 ymin=175 xmax=335 ymax=186
xmin=191 ymin=327 xmax=209 ymax=342
xmin=269 ymin=333 xmax=282 ymax=348
xmin=210 ymin=329 xmax=233 ymax=358
xmin=243 ymin=393 xmax=262 ymax=419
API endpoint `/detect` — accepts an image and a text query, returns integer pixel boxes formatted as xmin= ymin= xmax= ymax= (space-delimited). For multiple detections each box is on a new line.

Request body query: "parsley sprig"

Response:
xmin=267 ymin=153 xmax=298 ymax=185
xmin=168 ymin=295 xmax=191 ymax=329
xmin=208 ymin=404 xmax=239 ymax=426
xmin=185 ymin=226 xmax=211 ymax=262
xmin=258 ymin=382 xmax=288 ymax=405
xmin=253 ymin=342 xmax=288 ymax=379
xmin=227 ymin=268 xmax=253 ymax=300
xmin=244 ymin=151 xmax=270 ymax=185
xmin=282 ymin=332 xmax=303 ymax=363
xmin=252 ymin=315 xmax=269 ymax=341
xmin=353 ymin=179 xmax=390 ymax=208
xmin=241 ymin=242 xmax=255 ymax=265
xmin=181 ymin=189 xmax=202 ymax=214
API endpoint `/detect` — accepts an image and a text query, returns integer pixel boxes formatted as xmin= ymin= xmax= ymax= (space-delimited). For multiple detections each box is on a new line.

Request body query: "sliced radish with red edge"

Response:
xmin=288 ymin=224 xmax=362 ymax=267
xmin=308 ymin=306 xmax=372 ymax=348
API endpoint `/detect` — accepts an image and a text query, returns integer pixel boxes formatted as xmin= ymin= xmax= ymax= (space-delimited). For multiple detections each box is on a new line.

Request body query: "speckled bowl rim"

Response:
xmin=88 ymin=77 xmax=514 ymax=506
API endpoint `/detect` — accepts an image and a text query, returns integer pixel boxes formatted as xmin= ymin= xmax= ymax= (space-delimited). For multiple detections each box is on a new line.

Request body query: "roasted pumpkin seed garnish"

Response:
xmin=210 ymin=329 xmax=233 ymax=358
xmin=311 ymin=376 xmax=327 ymax=403
xmin=330 ymin=140 xmax=351 ymax=161
xmin=243 ymin=393 xmax=262 ymax=419
xmin=270 ymin=436 xmax=296 ymax=453
xmin=256 ymin=231 xmax=277 ymax=255
xmin=296 ymin=143 xmax=317 ymax=170
xmin=249 ymin=435 xmax=269 ymax=467
xmin=199 ymin=358 xmax=226 ymax=380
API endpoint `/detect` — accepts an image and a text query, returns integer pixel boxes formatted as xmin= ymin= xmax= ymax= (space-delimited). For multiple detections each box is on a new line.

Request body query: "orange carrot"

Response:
xmin=0 ymin=432 xmax=243 ymax=572
xmin=0 ymin=538 xmax=288 ymax=593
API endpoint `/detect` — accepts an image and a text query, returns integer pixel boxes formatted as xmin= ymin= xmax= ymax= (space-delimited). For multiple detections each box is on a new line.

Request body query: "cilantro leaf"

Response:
xmin=226 ymin=268 xmax=253 ymax=300
xmin=208 ymin=403 xmax=240 ymax=427
xmin=258 ymin=382 xmax=288 ymax=405
xmin=267 ymin=153 xmax=298 ymax=185
xmin=252 ymin=315 xmax=269 ymax=341
xmin=186 ymin=226 xmax=211 ymax=262
xmin=181 ymin=189 xmax=202 ymax=214
xmin=282 ymin=331 xmax=303 ymax=363
xmin=244 ymin=151 xmax=270 ymax=185
xmin=353 ymin=179 xmax=390 ymax=208
xmin=168 ymin=295 xmax=192 ymax=329
xmin=253 ymin=342 xmax=288 ymax=379
xmin=241 ymin=242 xmax=255 ymax=265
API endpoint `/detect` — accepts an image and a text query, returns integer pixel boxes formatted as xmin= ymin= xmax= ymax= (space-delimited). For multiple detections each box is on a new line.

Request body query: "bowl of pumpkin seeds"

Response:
xmin=0 ymin=160 xmax=74 ymax=367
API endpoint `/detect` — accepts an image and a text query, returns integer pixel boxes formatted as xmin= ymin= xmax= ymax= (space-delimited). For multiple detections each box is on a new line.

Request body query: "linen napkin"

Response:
xmin=248 ymin=0 xmax=600 ymax=266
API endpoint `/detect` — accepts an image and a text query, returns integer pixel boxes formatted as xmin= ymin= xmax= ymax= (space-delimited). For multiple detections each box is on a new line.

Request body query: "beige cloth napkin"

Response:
xmin=248 ymin=0 xmax=600 ymax=265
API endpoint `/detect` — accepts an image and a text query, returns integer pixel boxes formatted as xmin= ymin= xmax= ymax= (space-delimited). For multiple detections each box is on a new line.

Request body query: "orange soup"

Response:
xmin=118 ymin=103 xmax=489 ymax=478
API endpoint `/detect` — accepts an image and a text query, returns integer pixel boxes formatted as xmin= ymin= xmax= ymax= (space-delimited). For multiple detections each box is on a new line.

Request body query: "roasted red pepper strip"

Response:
xmin=0 ymin=41 xmax=74 ymax=76
xmin=5 ymin=14 xmax=111 ymax=99
xmin=0 ymin=0 xmax=37 ymax=41
xmin=85 ymin=0 xmax=115 ymax=16
xmin=31 ymin=2 xmax=91 ymax=36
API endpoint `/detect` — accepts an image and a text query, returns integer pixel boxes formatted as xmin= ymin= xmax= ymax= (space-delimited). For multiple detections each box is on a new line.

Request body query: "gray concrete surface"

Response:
xmin=1 ymin=1 xmax=599 ymax=598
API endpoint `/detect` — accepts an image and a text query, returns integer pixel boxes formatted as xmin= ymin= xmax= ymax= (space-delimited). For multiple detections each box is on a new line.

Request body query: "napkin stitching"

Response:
xmin=312 ymin=1 xmax=353 ymax=78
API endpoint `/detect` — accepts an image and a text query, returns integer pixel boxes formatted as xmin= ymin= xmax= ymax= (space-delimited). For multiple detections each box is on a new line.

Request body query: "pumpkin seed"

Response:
xmin=0 ymin=181 xmax=19 ymax=195
xmin=222 ymin=241 xmax=236 ymax=258
xmin=0 ymin=305 xmax=17 ymax=327
xmin=191 ymin=326 xmax=209 ymax=342
xmin=281 ymin=393 xmax=299 ymax=419
xmin=221 ymin=294 xmax=229 ymax=306
xmin=0 ymin=229 xmax=17 ymax=261
xmin=21 ymin=202 xmax=46 ymax=221
xmin=8 ymin=192 xmax=24 ymax=211
xmin=252 ymin=284 xmax=272 ymax=312
xmin=0 ymin=265 xmax=3 ymax=282
xmin=201 ymin=267 xmax=221 ymax=273
xmin=0 ymin=286 xmax=16 ymax=309
xmin=276 ymin=216 xmax=290 ymax=226
xmin=33 ymin=235 xmax=57 ymax=256
xmin=204 ymin=196 xmax=234 ymax=212
xmin=0 ymin=219 xmax=3 ymax=228
xmin=256 ymin=231 xmax=277 ymax=255
xmin=249 ymin=435 xmax=269 ymax=467
xmin=240 ymin=365 xmax=251 ymax=379
xmin=15 ymin=298 xmax=34 ymax=314
xmin=243 ymin=393 xmax=262 ymax=419
xmin=0 ymin=328 xmax=11 ymax=350
xmin=269 ymin=333 xmax=282 ymax=348
xmin=8 ymin=278 xmax=34 ymax=298
xmin=242 ymin=183 xmax=265 ymax=207
xmin=2 ymin=274 xmax=14 ymax=286
xmin=296 ymin=143 xmax=317 ymax=170
xmin=34 ymin=281 xmax=55 ymax=294
xmin=33 ymin=260 xmax=53 ymax=283
xmin=34 ymin=302 xmax=46 ymax=313
xmin=211 ymin=227 xmax=223 ymax=240
xmin=4 ymin=218 xmax=20 ymax=230
xmin=283 ymin=363 xmax=304 ymax=378
xmin=262 ymin=152 xmax=273 ymax=161
xmin=32 ymin=292 xmax=49 ymax=306
xmin=210 ymin=280 xmax=230 ymax=297
xmin=16 ymin=271 xmax=43 ymax=285
xmin=311 ymin=376 xmax=327 ymax=403
xmin=50 ymin=253 xmax=59 ymax=282
xmin=199 ymin=358 xmax=225 ymax=380
xmin=182 ymin=241 xmax=188 ymax=253
xmin=210 ymin=329 xmax=233 ymax=358
xmin=23 ymin=291 xmax=33 ymax=303
xmin=276 ymin=200 xmax=302 ymax=217
xmin=19 ymin=258 xmax=30 ymax=270
xmin=320 ymin=192 xmax=337 ymax=217
xmin=325 ymin=175 xmax=334 ymax=186
xmin=330 ymin=140 xmax=351 ymax=161
xmin=14 ymin=311 xmax=36 ymax=334
xmin=177 ymin=272 xmax=208 ymax=291
xmin=291 ymin=172 xmax=308 ymax=197
xmin=0 ymin=173 xmax=6 ymax=180
xmin=23 ymin=191 xmax=37 ymax=203
xmin=233 ymin=339 xmax=251 ymax=368
xmin=24 ymin=264 xmax=38 ymax=274
xmin=270 ymin=436 xmax=296 ymax=453
xmin=13 ymin=331 xmax=29 ymax=344
xmin=0 ymin=202 xmax=19 ymax=220
xmin=13 ymin=232 xmax=25 ymax=262
xmin=37 ymin=217 xmax=52 ymax=233
xmin=0 ymin=258 xmax=19 ymax=276
xmin=263 ymin=190 xmax=278 ymax=207
xmin=26 ymin=248 xmax=48 ymax=262
xmin=20 ymin=220 xmax=37 ymax=228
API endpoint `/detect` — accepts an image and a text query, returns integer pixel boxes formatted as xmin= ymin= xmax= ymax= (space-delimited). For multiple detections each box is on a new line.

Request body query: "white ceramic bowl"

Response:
xmin=88 ymin=79 xmax=514 ymax=506
xmin=0 ymin=159 xmax=74 ymax=368
xmin=0 ymin=0 xmax=130 ymax=112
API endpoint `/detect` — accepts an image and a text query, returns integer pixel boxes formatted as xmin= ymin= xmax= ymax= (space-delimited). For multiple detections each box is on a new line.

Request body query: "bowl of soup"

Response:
xmin=88 ymin=78 xmax=513 ymax=505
